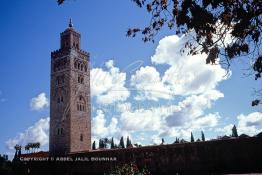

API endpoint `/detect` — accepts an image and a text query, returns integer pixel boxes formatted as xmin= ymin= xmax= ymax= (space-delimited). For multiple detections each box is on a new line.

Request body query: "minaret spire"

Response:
xmin=69 ymin=18 xmax=73 ymax=28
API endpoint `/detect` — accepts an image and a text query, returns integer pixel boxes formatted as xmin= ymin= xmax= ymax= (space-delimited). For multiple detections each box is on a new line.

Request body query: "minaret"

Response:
xmin=50 ymin=20 xmax=91 ymax=155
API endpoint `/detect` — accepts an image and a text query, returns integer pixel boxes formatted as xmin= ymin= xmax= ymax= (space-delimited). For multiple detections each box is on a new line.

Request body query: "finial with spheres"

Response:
xmin=69 ymin=18 xmax=73 ymax=28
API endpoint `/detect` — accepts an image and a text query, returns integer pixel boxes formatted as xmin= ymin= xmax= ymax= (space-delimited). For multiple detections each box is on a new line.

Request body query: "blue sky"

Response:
xmin=0 ymin=0 xmax=262 ymax=157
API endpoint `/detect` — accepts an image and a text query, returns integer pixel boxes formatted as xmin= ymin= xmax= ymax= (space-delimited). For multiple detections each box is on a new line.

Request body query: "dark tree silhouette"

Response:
xmin=35 ymin=142 xmax=40 ymax=152
xmin=98 ymin=139 xmax=103 ymax=149
xmin=119 ymin=136 xmax=125 ymax=148
xmin=161 ymin=138 xmax=165 ymax=145
xmin=191 ymin=132 xmax=195 ymax=142
xmin=57 ymin=0 xmax=65 ymax=5
xmin=232 ymin=125 xmax=238 ymax=137
xmin=13 ymin=144 xmax=21 ymax=160
xmin=92 ymin=141 xmax=96 ymax=150
xmin=201 ymin=131 xmax=205 ymax=141
xmin=99 ymin=138 xmax=109 ymax=149
xmin=111 ymin=137 xmax=115 ymax=149
xmin=126 ymin=136 xmax=132 ymax=148
xmin=174 ymin=137 xmax=179 ymax=144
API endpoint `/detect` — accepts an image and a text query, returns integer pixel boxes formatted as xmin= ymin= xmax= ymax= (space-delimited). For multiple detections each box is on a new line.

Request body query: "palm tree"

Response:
xmin=14 ymin=144 xmax=20 ymax=152
xmin=25 ymin=144 xmax=30 ymax=153
xmin=14 ymin=144 xmax=21 ymax=159
xmin=35 ymin=142 xmax=40 ymax=152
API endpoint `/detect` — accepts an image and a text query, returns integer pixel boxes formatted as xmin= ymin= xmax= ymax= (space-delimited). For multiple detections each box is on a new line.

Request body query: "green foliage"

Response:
xmin=24 ymin=142 xmax=40 ymax=153
xmin=107 ymin=162 xmax=151 ymax=175
xmin=99 ymin=139 xmax=105 ymax=149
xmin=99 ymin=138 xmax=111 ymax=149
xmin=58 ymin=0 xmax=262 ymax=105
xmin=0 ymin=155 xmax=13 ymax=175
xmin=128 ymin=0 xmax=262 ymax=105
xmin=57 ymin=0 xmax=65 ymax=5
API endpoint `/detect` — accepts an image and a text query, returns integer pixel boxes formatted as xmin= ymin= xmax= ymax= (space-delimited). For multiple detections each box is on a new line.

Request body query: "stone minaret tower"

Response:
xmin=50 ymin=19 xmax=91 ymax=155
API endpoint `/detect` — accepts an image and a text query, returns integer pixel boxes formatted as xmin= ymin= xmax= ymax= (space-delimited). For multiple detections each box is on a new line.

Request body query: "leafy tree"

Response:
xmin=25 ymin=144 xmax=30 ymax=153
xmin=134 ymin=143 xmax=142 ymax=147
xmin=127 ymin=0 xmax=262 ymax=105
xmin=99 ymin=138 xmax=109 ymax=149
xmin=201 ymin=131 xmax=205 ymax=141
xmin=191 ymin=132 xmax=195 ymax=142
xmin=92 ymin=141 xmax=96 ymax=150
xmin=108 ymin=162 xmax=151 ymax=175
xmin=232 ymin=125 xmax=238 ymax=137
xmin=57 ymin=0 xmax=65 ymax=5
xmin=119 ymin=136 xmax=125 ymax=148
xmin=98 ymin=139 xmax=103 ymax=149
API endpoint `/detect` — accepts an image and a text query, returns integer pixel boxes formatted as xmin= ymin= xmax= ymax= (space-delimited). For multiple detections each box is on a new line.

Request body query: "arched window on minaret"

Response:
xmin=77 ymin=95 xmax=86 ymax=111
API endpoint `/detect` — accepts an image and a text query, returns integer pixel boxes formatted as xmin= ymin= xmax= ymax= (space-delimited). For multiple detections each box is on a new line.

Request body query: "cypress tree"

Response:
xmin=111 ymin=137 xmax=115 ymax=149
xmin=191 ymin=132 xmax=195 ymax=142
xmin=99 ymin=139 xmax=103 ymax=149
xmin=126 ymin=136 xmax=130 ymax=148
xmin=104 ymin=138 xmax=108 ymax=148
xmin=161 ymin=138 xmax=165 ymax=145
xmin=129 ymin=137 xmax=132 ymax=146
xmin=92 ymin=141 xmax=96 ymax=150
xmin=232 ymin=125 xmax=238 ymax=137
xmin=201 ymin=131 xmax=205 ymax=141
xmin=174 ymin=137 xmax=179 ymax=143
xmin=119 ymin=136 xmax=125 ymax=148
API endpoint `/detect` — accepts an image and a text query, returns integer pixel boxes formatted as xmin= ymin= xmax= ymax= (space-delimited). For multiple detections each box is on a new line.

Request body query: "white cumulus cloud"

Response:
xmin=130 ymin=66 xmax=173 ymax=101
xmin=6 ymin=117 xmax=49 ymax=150
xmin=216 ymin=112 xmax=262 ymax=136
xmin=237 ymin=112 xmax=262 ymax=136
xmin=91 ymin=60 xmax=130 ymax=104
xmin=30 ymin=93 xmax=49 ymax=111
xmin=92 ymin=110 xmax=120 ymax=138
xmin=152 ymin=35 xmax=228 ymax=96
